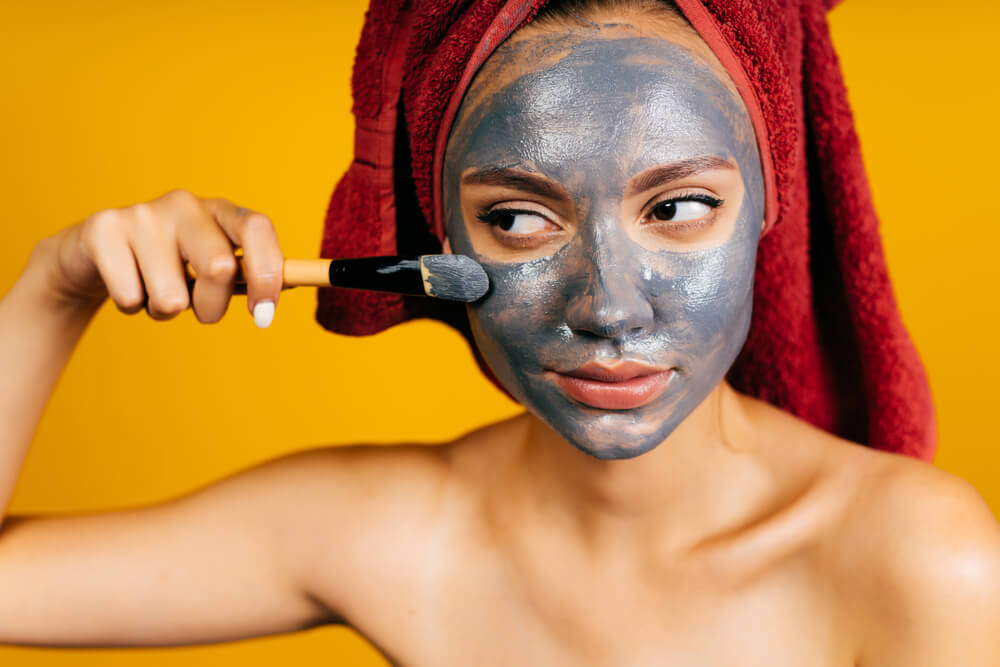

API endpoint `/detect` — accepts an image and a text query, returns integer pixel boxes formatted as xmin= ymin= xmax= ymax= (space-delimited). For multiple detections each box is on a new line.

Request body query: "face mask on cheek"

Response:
xmin=443 ymin=35 xmax=764 ymax=460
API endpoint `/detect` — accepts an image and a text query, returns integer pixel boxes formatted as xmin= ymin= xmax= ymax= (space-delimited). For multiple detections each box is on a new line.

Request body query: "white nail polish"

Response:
xmin=253 ymin=300 xmax=275 ymax=328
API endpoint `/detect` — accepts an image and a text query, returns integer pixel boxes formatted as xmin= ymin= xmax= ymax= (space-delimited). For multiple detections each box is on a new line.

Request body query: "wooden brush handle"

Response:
xmin=180 ymin=255 xmax=434 ymax=298
xmin=183 ymin=258 xmax=331 ymax=294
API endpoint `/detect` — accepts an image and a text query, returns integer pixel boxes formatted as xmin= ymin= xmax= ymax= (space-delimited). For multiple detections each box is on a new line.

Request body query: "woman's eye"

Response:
xmin=477 ymin=209 xmax=553 ymax=234
xmin=651 ymin=199 xmax=713 ymax=222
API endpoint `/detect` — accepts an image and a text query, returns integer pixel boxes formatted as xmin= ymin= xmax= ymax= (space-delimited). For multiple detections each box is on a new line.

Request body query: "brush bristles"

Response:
xmin=420 ymin=254 xmax=490 ymax=302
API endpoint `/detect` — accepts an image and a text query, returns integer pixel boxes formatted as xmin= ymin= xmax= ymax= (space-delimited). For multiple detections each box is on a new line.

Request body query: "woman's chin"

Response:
xmin=568 ymin=439 xmax=664 ymax=461
xmin=533 ymin=408 xmax=684 ymax=461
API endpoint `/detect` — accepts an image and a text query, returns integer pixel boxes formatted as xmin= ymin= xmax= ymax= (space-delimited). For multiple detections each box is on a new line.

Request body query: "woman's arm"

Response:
xmin=0 ymin=242 xmax=101 ymax=530
xmin=0 ymin=191 xmax=351 ymax=646
xmin=1 ymin=188 xmax=285 ymax=531
xmin=0 ymin=253 xmax=340 ymax=645
xmin=0 ymin=447 xmax=343 ymax=647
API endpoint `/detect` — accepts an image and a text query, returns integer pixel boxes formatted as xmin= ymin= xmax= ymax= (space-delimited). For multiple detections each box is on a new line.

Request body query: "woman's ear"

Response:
xmin=442 ymin=236 xmax=453 ymax=254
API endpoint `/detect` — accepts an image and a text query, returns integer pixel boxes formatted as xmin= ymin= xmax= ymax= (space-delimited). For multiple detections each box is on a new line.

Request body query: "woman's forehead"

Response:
xmin=463 ymin=17 xmax=737 ymax=106
xmin=446 ymin=32 xmax=756 ymax=186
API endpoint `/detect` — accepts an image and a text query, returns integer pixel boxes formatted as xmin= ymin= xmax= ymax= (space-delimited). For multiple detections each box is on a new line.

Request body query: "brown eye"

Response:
xmin=651 ymin=198 xmax=717 ymax=222
xmin=477 ymin=208 xmax=553 ymax=234
xmin=652 ymin=201 xmax=678 ymax=221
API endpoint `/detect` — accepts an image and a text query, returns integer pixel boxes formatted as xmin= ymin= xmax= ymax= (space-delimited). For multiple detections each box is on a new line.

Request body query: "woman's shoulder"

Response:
xmin=829 ymin=439 xmax=1000 ymax=584
xmin=288 ymin=412 xmax=529 ymax=518
xmin=748 ymin=397 xmax=999 ymax=556
xmin=755 ymin=400 xmax=1000 ymax=595
xmin=747 ymin=399 xmax=1000 ymax=659
xmin=809 ymin=435 xmax=1000 ymax=660
xmin=841 ymin=443 xmax=1000 ymax=589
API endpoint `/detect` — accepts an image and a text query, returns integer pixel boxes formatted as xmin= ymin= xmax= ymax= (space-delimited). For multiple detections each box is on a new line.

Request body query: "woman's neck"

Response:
xmin=512 ymin=381 xmax=769 ymax=553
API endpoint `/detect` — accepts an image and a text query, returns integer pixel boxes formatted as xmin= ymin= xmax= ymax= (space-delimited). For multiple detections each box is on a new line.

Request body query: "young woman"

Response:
xmin=1 ymin=0 xmax=998 ymax=664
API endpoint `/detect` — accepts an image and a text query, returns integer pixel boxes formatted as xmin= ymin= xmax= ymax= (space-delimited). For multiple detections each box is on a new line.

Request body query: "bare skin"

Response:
xmin=2 ymin=200 xmax=1000 ymax=666
xmin=2 ymin=7 xmax=1000 ymax=667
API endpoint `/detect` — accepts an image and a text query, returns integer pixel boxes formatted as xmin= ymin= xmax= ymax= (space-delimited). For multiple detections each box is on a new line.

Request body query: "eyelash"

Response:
xmin=653 ymin=192 xmax=724 ymax=210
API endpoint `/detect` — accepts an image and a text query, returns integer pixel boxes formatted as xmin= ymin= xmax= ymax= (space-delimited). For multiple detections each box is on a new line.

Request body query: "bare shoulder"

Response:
xmin=239 ymin=441 xmax=453 ymax=612
xmin=290 ymin=410 xmax=525 ymax=541
xmin=287 ymin=414 xmax=525 ymax=626
xmin=728 ymin=395 xmax=1000 ymax=662
xmin=835 ymin=450 xmax=1000 ymax=664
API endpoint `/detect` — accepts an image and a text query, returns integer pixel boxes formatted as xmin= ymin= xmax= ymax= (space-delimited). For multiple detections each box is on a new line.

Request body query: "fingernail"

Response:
xmin=253 ymin=300 xmax=275 ymax=328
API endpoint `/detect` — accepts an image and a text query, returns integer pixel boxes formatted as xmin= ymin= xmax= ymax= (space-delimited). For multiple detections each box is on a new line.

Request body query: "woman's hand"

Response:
xmin=37 ymin=188 xmax=283 ymax=327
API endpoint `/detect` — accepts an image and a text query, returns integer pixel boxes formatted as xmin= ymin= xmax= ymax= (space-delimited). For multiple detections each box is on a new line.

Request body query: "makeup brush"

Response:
xmin=180 ymin=254 xmax=490 ymax=302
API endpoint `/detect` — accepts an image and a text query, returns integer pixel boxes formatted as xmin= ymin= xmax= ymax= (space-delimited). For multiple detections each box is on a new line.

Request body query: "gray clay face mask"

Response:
xmin=443 ymin=31 xmax=764 ymax=460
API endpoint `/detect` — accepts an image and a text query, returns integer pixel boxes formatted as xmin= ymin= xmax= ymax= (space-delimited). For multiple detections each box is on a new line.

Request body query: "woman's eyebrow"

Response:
xmin=625 ymin=156 xmax=735 ymax=197
xmin=461 ymin=168 xmax=570 ymax=202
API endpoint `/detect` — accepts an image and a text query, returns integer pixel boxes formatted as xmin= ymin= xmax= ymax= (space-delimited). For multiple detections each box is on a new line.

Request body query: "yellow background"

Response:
xmin=0 ymin=1 xmax=997 ymax=663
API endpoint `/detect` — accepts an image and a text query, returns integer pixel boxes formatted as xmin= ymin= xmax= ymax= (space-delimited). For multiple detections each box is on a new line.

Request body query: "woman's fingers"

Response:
xmin=202 ymin=198 xmax=284 ymax=327
xmin=168 ymin=193 xmax=240 ymax=324
xmin=125 ymin=200 xmax=192 ymax=321
xmin=78 ymin=213 xmax=145 ymax=314
xmin=48 ymin=188 xmax=283 ymax=326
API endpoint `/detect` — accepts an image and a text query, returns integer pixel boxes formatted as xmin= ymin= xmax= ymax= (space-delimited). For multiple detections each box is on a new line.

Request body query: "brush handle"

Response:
xmin=325 ymin=257 xmax=424 ymax=295
xmin=182 ymin=257 xmax=426 ymax=296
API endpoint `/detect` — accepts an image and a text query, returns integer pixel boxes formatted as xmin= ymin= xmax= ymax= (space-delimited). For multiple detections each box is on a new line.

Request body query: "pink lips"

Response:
xmin=550 ymin=361 xmax=675 ymax=410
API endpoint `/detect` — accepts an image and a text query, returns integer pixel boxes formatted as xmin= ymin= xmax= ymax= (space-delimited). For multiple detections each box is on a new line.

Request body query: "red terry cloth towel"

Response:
xmin=315 ymin=0 xmax=937 ymax=462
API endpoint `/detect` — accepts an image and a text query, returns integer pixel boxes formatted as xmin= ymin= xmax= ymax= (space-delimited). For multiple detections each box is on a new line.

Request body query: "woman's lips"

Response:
xmin=549 ymin=361 xmax=675 ymax=410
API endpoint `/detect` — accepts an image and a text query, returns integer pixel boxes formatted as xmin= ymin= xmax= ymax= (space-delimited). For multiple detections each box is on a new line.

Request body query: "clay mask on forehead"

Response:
xmin=443 ymin=27 xmax=764 ymax=460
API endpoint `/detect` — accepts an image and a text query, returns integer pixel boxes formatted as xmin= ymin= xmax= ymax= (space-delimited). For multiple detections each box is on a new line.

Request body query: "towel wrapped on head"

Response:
xmin=315 ymin=0 xmax=936 ymax=462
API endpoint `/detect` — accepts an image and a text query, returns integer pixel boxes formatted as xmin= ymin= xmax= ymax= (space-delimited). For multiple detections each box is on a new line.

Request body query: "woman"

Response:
xmin=1 ymin=0 xmax=998 ymax=664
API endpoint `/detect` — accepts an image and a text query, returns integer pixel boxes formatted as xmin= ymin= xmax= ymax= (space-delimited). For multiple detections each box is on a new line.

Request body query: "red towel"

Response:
xmin=316 ymin=0 xmax=937 ymax=461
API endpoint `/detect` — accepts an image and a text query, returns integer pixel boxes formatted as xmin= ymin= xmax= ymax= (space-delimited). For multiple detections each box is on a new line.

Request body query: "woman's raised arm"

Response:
xmin=0 ymin=187 xmax=285 ymax=528
xmin=0 ymin=191 xmax=350 ymax=646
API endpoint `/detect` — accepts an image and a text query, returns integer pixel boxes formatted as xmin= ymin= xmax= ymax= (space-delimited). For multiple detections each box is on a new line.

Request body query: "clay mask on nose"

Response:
xmin=443 ymin=31 xmax=764 ymax=459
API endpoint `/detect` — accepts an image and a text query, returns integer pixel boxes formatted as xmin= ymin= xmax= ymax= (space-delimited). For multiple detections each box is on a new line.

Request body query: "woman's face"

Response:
xmin=443 ymin=22 xmax=764 ymax=459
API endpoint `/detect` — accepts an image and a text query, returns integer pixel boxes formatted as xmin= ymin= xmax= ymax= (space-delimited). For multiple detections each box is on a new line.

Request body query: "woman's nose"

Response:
xmin=565 ymin=261 xmax=655 ymax=340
